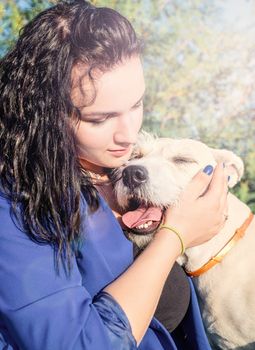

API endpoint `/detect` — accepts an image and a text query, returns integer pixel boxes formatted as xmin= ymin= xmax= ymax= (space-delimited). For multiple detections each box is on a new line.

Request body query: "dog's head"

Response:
xmin=113 ymin=132 xmax=244 ymax=248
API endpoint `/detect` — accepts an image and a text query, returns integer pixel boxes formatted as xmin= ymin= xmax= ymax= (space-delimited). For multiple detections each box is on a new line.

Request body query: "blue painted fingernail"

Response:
xmin=203 ymin=165 xmax=213 ymax=175
xmin=228 ymin=175 xmax=230 ymax=182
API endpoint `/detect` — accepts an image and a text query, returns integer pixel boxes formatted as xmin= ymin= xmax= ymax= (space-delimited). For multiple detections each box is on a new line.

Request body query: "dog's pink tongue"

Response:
xmin=122 ymin=205 xmax=162 ymax=229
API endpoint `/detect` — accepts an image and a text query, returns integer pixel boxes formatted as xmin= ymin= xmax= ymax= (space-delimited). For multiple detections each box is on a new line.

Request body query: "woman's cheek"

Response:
xmin=134 ymin=106 xmax=144 ymax=132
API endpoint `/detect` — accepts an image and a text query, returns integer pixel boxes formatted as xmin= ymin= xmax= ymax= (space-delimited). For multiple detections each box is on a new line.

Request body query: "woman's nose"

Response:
xmin=114 ymin=114 xmax=141 ymax=145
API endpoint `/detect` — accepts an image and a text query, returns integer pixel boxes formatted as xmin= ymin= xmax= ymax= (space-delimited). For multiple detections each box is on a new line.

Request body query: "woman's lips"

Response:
xmin=108 ymin=147 xmax=131 ymax=157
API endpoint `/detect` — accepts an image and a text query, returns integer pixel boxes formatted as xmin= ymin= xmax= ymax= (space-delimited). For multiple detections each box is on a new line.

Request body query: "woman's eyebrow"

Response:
xmin=81 ymin=91 xmax=145 ymax=118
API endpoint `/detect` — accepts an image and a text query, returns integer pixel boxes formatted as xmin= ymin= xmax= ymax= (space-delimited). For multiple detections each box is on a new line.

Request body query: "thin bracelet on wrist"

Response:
xmin=160 ymin=225 xmax=185 ymax=255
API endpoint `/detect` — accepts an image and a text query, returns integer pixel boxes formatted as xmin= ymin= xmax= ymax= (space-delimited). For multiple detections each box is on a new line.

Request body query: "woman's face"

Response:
xmin=71 ymin=56 xmax=145 ymax=170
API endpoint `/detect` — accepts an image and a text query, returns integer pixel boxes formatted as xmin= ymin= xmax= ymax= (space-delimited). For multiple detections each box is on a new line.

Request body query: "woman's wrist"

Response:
xmin=160 ymin=224 xmax=185 ymax=255
xmin=154 ymin=227 xmax=184 ymax=259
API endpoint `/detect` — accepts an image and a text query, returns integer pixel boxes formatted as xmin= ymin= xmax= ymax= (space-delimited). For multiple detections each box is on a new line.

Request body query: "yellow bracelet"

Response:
xmin=160 ymin=225 xmax=185 ymax=255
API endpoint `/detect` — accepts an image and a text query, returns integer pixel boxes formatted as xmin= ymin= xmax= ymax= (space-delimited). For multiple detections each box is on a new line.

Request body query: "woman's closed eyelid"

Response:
xmin=84 ymin=117 xmax=108 ymax=125
xmin=82 ymin=113 xmax=116 ymax=125
xmin=132 ymin=100 xmax=143 ymax=109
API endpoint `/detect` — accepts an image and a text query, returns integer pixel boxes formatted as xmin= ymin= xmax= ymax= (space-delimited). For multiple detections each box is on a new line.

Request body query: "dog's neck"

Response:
xmin=181 ymin=193 xmax=253 ymax=272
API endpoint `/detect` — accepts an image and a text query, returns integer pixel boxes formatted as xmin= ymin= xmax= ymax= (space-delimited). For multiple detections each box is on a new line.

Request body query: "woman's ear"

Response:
xmin=210 ymin=148 xmax=244 ymax=188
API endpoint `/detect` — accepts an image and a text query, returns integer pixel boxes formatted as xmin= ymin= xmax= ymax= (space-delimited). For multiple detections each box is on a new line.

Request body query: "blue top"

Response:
xmin=0 ymin=193 xmax=211 ymax=349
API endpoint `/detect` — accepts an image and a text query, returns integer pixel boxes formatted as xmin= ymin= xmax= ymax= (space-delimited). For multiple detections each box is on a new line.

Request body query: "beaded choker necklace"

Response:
xmin=78 ymin=157 xmax=109 ymax=184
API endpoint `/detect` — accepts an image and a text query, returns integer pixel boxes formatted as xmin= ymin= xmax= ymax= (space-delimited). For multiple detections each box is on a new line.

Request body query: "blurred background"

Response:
xmin=1 ymin=0 xmax=254 ymax=210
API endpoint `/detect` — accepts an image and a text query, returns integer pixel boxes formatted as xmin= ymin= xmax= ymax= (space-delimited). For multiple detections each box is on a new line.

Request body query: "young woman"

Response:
xmin=0 ymin=1 xmax=228 ymax=349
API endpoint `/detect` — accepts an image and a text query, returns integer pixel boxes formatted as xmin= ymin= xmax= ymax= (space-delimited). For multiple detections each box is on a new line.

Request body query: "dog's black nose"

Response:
xmin=122 ymin=165 xmax=148 ymax=189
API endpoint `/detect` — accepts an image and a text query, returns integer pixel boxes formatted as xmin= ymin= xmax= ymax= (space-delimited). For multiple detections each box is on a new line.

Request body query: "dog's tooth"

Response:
xmin=135 ymin=221 xmax=154 ymax=230
xmin=137 ymin=223 xmax=146 ymax=229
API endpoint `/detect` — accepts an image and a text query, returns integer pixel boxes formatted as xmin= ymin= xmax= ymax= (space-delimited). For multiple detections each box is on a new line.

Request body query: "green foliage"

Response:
xmin=1 ymin=0 xmax=254 ymax=210
xmin=234 ymin=150 xmax=255 ymax=212
xmin=0 ymin=0 xmax=55 ymax=55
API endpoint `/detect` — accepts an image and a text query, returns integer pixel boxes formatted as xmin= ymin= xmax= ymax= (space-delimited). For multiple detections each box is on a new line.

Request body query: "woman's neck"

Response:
xmin=79 ymin=157 xmax=109 ymax=182
xmin=79 ymin=157 xmax=106 ymax=175
xmin=79 ymin=157 xmax=124 ymax=224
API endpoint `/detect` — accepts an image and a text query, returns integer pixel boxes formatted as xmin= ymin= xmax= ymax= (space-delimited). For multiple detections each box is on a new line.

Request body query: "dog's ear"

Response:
xmin=210 ymin=148 xmax=244 ymax=188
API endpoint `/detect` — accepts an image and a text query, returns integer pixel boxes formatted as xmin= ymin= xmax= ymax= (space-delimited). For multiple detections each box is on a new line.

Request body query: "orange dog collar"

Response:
xmin=186 ymin=212 xmax=254 ymax=277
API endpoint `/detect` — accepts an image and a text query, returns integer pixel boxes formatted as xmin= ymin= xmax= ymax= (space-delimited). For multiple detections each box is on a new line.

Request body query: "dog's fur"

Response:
xmin=113 ymin=132 xmax=255 ymax=349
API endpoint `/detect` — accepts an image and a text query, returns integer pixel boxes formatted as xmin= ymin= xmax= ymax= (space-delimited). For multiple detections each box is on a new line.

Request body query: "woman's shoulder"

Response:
xmin=0 ymin=191 xmax=10 ymax=206
xmin=0 ymin=192 xmax=16 ymax=231
xmin=0 ymin=191 xmax=32 ymax=247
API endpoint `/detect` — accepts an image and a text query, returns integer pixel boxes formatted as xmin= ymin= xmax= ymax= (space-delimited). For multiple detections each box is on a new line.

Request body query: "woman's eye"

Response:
xmin=89 ymin=118 xmax=107 ymax=125
xmin=81 ymin=114 xmax=114 ymax=125
xmin=132 ymin=100 xmax=143 ymax=109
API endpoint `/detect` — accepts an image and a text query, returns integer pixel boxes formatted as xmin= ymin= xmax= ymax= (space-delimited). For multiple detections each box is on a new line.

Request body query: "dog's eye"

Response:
xmin=173 ymin=156 xmax=197 ymax=164
xmin=130 ymin=151 xmax=143 ymax=160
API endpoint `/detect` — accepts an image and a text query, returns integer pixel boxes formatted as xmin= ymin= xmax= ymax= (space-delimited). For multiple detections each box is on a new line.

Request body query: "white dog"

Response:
xmin=112 ymin=132 xmax=255 ymax=350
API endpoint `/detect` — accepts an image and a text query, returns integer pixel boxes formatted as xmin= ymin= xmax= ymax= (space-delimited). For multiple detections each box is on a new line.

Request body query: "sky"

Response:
xmin=218 ymin=0 xmax=255 ymax=30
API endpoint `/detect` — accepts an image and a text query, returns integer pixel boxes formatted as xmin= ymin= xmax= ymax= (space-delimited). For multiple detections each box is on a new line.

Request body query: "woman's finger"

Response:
xmin=184 ymin=164 xmax=214 ymax=199
xmin=206 ymin=162 xmax=228 ymax=199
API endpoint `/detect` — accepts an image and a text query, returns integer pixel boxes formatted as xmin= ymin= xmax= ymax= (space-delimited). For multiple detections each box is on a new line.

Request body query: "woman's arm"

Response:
xmin=0 ymin=197 xmax=136 ymax=350
xmin=104 ymin=163 xmax=228 ymax=344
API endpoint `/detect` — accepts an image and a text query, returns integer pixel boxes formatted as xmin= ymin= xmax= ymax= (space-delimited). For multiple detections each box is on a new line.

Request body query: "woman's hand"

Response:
xmin=163 ymin=163 xmax=228 ymax=249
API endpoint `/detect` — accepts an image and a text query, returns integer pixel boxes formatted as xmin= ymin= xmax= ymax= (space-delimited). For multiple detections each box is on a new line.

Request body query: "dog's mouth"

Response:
xmin=121 ymin=198 xmax=163 ymax=235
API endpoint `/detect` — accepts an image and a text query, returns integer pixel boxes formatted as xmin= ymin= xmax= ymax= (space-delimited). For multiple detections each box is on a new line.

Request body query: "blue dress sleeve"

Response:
xmin=0 ymin=196 xmax=137 ymax=350
xmin=93 ymin=291 xmax=137 ymax=349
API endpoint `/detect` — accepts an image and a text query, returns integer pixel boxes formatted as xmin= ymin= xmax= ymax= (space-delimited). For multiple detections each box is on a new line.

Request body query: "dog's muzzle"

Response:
xmin=117 ymin=165 xmax=163 ymax=240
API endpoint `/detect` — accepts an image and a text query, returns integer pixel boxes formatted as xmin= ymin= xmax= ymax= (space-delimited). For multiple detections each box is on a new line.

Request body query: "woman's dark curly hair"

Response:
xmin=0 ymin=0 xmax=142 ymax=269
